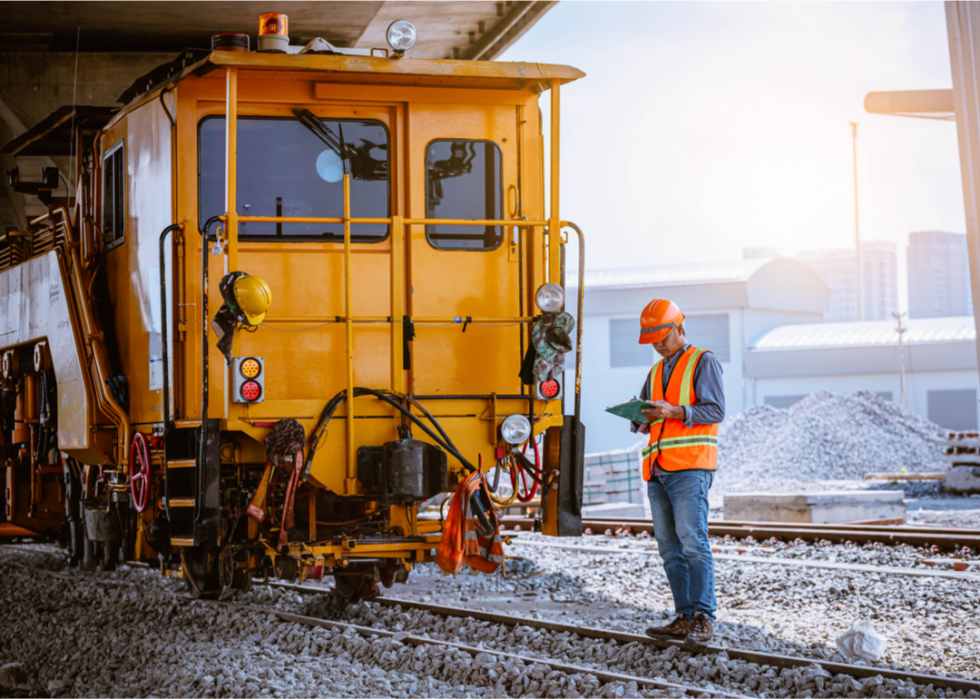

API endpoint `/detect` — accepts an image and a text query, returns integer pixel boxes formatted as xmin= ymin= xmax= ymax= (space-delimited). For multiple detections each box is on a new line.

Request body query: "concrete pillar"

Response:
xmin=946 ymin=2 xmax=980 ymax=377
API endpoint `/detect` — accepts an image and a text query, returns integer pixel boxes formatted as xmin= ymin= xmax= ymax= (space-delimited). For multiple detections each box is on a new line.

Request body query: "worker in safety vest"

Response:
xmin=631 ymin=299 xmax=725 ymax=643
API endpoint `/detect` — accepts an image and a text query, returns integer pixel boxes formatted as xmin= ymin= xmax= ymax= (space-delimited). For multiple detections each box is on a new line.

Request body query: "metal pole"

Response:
xmin=893 ymin=311 xmax=907 ymax=407
xmin=851 ymin=122 xmax=863 ymax=321
xmin=226 ymin=67 xmax=238 ymax=272
xmin=549 ymin=81 xmax=561 ymax=285
xmin=343 ymin=168 xmax=358 ymax=495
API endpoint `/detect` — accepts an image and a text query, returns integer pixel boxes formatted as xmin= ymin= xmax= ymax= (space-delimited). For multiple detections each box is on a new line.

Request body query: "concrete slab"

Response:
xmin=945 ymin=466 xmax=980 ymax=494
xmin=723 ymin=491 xmax=905 ymax=524
xmin=582 ymin=502 xmax=646 ymax=519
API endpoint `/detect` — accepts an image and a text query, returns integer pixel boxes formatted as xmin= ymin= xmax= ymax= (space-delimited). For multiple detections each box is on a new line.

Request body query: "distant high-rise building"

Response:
xmin=907 ymin=231 xmax=973 ymax=318
xmin=795 ymin=242 xmax=898 ymax=322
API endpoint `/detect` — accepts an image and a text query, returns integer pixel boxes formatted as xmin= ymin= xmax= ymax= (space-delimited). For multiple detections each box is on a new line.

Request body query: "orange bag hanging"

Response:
xmin=436 ymin=470 xmax=504 ymax=576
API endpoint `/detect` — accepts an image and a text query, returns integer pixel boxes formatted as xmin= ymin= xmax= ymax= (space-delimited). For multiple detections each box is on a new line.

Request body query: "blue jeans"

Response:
xmin=647 ymin=470 xmax=716 ymax=620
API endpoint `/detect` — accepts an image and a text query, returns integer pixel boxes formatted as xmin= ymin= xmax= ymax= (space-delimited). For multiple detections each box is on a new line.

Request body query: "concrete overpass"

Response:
xmin=0 ymin=0 xmax=556 ymax=228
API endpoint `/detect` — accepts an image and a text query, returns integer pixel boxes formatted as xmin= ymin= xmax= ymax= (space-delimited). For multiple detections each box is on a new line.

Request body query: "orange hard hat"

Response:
xmin=638 ymin=299 xmax=685 ymax=344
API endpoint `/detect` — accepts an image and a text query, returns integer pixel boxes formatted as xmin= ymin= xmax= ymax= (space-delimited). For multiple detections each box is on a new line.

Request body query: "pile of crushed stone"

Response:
xmin=716 ymin=390 xmax=948 ymax=491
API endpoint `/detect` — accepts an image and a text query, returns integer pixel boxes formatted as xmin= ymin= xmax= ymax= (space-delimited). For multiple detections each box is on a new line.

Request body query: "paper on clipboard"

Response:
xmin=605 ymin=399 xmax=653 ymax=424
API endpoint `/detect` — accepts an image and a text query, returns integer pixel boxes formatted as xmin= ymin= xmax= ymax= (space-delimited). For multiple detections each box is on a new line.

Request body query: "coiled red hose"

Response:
xmin=516 ymin=437 xmax=541 ymax=503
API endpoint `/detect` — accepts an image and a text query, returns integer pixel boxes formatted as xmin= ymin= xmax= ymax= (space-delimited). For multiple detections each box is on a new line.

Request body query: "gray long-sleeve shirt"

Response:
xmin=630 ymin=344 xmax=726 ymax=471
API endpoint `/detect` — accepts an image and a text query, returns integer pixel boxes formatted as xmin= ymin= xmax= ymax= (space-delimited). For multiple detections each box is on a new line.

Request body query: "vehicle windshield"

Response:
xmin=199 ymin=116 xmax=390 ymax=241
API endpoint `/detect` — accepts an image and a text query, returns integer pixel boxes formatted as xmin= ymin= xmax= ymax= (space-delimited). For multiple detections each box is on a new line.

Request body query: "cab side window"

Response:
xmin=425 ymin=140 xmax=503 ymax=250
xmin=102 ymin=142 xmax=126 ymax=249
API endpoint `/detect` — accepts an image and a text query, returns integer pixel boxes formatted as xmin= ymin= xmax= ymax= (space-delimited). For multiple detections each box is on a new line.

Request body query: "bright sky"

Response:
xmin=499 ymin=1 xmax=964 ymax=311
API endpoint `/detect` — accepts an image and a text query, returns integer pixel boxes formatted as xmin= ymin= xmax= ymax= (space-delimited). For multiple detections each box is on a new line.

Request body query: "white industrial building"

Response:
xmin=571 ymin=259 xmax=979 ymax=453
xmin=571 ymin=258 xmax=831 ymax=453
xmin=745 ymin=316 xmax=979 ymax=431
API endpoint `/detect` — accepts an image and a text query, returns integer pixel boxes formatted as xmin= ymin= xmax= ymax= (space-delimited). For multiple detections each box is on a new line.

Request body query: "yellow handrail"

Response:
xmin=230 ymin=215 xmax=550 ymax=227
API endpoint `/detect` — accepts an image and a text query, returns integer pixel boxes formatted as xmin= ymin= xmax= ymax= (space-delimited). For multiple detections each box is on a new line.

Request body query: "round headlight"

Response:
xmin=500 ymin=414 xmax=532 ymax=445
xmin=535 ymin=283 xmax=565 ymax=313
xmin=386 ymin=20 xmax=417 ymax=53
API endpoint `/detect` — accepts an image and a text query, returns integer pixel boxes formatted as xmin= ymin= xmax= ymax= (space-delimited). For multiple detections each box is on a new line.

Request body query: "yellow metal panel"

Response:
xmin=205 ymin=51 xmax=584 ymax=89
xmin=162 ymin=69 xmax=565 ymax=529
xmin=314 ymin=83 xmax=531 ymax=106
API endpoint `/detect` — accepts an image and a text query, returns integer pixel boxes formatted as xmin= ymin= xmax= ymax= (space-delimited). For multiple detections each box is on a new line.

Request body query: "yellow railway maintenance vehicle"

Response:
xmin=0 ymin=15 xmax=586 ymax=598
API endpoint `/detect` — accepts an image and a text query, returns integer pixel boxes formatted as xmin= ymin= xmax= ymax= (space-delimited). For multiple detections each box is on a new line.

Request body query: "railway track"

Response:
xmin=507 ymin=539 xmax=980 ymax=581
xmin=501 ymin=517 xmax=980 ymax=550
xmin=0 ymin=546 xmax=737 ymax=698
xmin=265 ymin=581 xmax=980 ymax=696
xmin=6 ymin=543 xmax=980 ymax=695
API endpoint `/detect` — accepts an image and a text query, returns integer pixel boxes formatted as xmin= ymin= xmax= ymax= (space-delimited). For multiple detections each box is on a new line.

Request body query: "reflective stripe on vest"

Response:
xmin=642 ymin=346 xmax=719 ymax=479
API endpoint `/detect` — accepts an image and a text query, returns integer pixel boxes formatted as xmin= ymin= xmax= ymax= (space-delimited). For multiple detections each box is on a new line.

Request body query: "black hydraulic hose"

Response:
xmin=303 ymin=387 xmax=493 ymax=533
xmin=158 ymin=223 xmax=181 ymax=521
xmin=486 ymin=457 xmax=502 ymax=493
xmin=366 ymin=390 xmax=476 ymax=470
xmin=345 ymin=389 xmax=495 ymax=534
xmin=305 ymin=388 xmax=479 ymax=479
xmin=196 ymin=216 xmax=222 ymax=524
xmin=513 ymin=450 xmax=546 ymax=486
xmin=401 ymin=394 xmax=454 ymax=453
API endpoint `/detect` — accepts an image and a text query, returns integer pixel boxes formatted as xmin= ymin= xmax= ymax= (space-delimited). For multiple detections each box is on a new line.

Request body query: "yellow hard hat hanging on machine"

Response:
xmin=233 ymin=275 xmax=273 ymax=326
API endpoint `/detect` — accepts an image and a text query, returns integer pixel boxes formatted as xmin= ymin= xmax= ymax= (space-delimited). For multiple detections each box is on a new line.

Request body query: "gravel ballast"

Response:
xmin=0 ymin=549 xmax=685 ymax=699
xmin=2 ymin=525 xmax=979 ymax=698
xmin=716 ymin=391 xmax=947 ymax=492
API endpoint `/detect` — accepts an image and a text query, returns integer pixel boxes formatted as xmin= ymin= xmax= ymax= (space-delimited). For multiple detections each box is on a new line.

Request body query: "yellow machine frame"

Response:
xmin=1 ymin=47 xmax=586 ymax=584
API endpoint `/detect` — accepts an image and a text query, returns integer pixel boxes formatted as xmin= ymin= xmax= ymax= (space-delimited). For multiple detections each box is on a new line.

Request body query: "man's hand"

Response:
xmin=642 ymin=400 xmax=686 ymax=422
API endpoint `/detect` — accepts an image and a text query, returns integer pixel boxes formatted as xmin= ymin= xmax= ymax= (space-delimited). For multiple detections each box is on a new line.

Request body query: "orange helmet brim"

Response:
xmin=638 ymin=316 xmax=683 ymax=344
xmin=639 ymin=329 xmax=667 ymax=344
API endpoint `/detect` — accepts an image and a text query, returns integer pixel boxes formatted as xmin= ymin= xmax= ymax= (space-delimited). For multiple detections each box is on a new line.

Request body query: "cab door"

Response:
xmin=406 ymin=100 xmax=524 ymax=397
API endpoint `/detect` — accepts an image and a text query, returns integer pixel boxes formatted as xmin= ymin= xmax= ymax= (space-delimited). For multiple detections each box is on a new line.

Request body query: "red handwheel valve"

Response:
xmin=129 ymin=432 xmax=152 ymax=513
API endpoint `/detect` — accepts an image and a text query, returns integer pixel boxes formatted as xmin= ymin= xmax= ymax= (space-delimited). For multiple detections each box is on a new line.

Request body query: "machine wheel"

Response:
xmin=275 ymin=555 xmax=299 ymax=583
xmin=128 ymin=433 xmax=152 ymax=513
xmin=333 ymin=573 xmax=379 ymax=602
xmin=379 ymin=559 xmax=410 ymax=588
xmin=182 ymin=547 xmax=222 ymax=599
xmin=219 ymin=546 xmax=252 ymax=593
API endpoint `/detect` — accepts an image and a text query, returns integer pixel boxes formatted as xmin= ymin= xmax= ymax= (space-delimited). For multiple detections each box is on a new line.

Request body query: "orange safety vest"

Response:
xmin=436 ymin=470 xmax=505 ymax=575
xmin=641 ymin=346 xmax=719 ymax=480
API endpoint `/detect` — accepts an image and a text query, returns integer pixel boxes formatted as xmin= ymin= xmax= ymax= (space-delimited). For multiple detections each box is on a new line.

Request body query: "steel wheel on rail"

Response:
xmin=219 ymin=545 xmax=252 ymax=593
xmin=181 ymin=547 xmax=223 ymax=600
xmin=128 ymin=433 xmax=151 ymax=513
xmin=333 ymin=573 xmax=379 ymax=602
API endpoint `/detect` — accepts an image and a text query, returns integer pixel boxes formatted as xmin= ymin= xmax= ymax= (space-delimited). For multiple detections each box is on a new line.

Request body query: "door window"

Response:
xmin=102 ymin=141 xmax=126 ymax=249
xmin=425 ymin=140 xmax=503 ymax=250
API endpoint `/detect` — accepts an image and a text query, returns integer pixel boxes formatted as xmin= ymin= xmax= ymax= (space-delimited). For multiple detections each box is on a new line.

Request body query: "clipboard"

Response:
xmin=605 ymin=399 xmax=653 ymax=424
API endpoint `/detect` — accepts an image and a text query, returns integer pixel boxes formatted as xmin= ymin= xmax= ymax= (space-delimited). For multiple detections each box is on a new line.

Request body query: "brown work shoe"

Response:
xmin=645 ymin=615 xmax=690 ymax=639
xmin=689 ymin=612 xmax=714 ymax=643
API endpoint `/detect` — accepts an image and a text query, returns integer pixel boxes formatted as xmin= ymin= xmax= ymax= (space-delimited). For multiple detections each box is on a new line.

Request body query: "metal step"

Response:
xmin=167 ymin=459 xmax=196 ymax=469
xmin=168 ymin=498 xmax=195 ymax=508
xmin=173 ymin=420 xmax=202 ymax=429
xmin=170 ymin=537 xmax=194 ymax=547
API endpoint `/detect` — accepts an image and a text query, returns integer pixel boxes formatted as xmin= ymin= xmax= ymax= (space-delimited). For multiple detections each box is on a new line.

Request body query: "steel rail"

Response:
xmin=0 ymin=554 xmax=735 ymax=699
xmin=501 ymin=518 xmax=980 ymax=550
xmin=506 ymin=539 xmax=980 ymax=582
xmin=265 ymin=581 xmax=980 ymax=695
xmin=610 ymin=518 xmax=980 ymax=537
